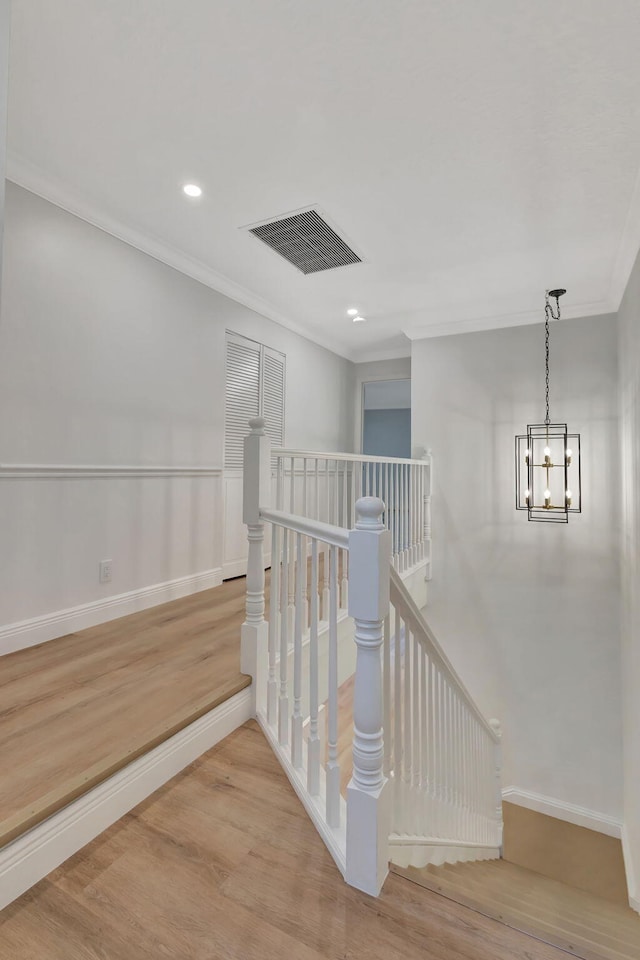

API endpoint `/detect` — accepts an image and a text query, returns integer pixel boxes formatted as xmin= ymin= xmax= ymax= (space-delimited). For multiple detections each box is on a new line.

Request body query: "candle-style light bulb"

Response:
xmin=566 ymin=489 xmax=572 ymax=507
xmin=525 ymin=489 xmax=531 ymax=503
xmin=544 ymin=446 xmax=551 ymax=456
xmin=565 ymin=448 xmax=572 ymax=465
xmin=525 ymin=448 xmax=531 ymax=464
xmin=544 ymin=445 xmax=551 ymax=466
xmin=544 ymin=488 xmax=551 ymax=508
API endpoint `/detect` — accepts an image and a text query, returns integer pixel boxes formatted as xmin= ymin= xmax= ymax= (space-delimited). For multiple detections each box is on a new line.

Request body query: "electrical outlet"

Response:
xmin=99 ymin=560 xmax=112 ymax=584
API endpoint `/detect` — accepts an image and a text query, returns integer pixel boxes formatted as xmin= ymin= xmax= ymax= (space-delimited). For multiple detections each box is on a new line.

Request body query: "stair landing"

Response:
xmin=0 ymin=578 xmax=249 ymax=849
xmin=392 ymin=858 xmax=640 ymax=960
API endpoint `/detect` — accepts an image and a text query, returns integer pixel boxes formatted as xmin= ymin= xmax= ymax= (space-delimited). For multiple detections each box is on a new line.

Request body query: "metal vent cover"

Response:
xmin=247 ymin=209 xmax=362 ymax=275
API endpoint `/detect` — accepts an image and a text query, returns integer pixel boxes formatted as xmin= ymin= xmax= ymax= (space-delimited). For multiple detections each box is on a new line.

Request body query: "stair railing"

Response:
xmin=242 ymin=418 xmax=502 ymax=897
xmin=272 ymin=446 xmax=432 ymax=577
xmin=385 ymin=567 xmax=503 ymax=867
xmin=242 ymin=418 xmax=391 ymax=895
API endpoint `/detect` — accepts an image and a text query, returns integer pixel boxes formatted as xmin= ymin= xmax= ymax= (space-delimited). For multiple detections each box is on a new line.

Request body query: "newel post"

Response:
xmin=346 ymin=497 xmax=392 ymax=896
xmin=241 ymin=417 xmax=272 ymax=716
xmin=489 ymin=718 xmax=504 ymax=853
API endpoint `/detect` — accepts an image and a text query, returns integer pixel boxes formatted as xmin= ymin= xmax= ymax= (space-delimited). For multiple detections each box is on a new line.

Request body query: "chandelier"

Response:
xmin=515 ymin=289 xmax=581 ymax=523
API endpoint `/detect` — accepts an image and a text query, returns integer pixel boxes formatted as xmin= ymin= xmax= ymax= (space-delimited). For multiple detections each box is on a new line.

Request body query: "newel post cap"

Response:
xmin=489 ymin=718 xmax=502 ymax=739
xmin=355 ymin=497 xmax=385 ymax=531
xmin=248 ymin=416 xmax=266 ymax=435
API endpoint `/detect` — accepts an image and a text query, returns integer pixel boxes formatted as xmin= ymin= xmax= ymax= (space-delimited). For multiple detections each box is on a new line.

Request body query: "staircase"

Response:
xmin=240 ymin=417 xmax=639 ymax=957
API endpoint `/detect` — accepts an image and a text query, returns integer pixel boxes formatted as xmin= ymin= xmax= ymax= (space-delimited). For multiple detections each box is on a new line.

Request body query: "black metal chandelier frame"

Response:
xmin=515 ymin=289 xmax=582 ymax=523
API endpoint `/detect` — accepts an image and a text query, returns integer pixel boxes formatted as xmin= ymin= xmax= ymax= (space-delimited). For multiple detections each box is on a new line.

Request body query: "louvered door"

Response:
xmin=222 ymin=332 xmax=285 ymax=578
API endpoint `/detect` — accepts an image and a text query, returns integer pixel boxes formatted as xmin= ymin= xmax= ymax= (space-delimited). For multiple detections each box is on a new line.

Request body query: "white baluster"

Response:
xmin=383 ymin=614 xmax=391 ymax=778
xmin=278 ymin=523 xmax=289 ymax=746
xmin=419 ymin=646 xmax=427 ymax=837
xmin=341 ymin=462 xmax=349 ymax=609
xmin=241 ymin=417 xmax=271 ymax=717
xmin=276 ymin=455 xmax=284 ymax=510
xmin=322 ymin=460 xmax=330 ymax=619
xmin=288 ymin=457 xmax=296 ymax=641
xmin=302 ymin=458 xmax=309 ymax=631
xmin=425 ymin=451 xmax=433 ymax=580
xmin=393 ymin=603 xmax=402 ymax=830
xmin=412 ymin=632 xmax=420 ymax=834
xmin=346 ymin=497 xmax=392 ymax=897
xmin=307 ymin=540 xmax=321 ymax=796
xmin=403 ymin=620 xmax=412 ymax=828
xmin=291 ymin=532 xmax=304 ymax=768
xmin=267 ymin=523 xmax=280 ymax=725
xmin=326 ymin=544 xmax=340 ymax=828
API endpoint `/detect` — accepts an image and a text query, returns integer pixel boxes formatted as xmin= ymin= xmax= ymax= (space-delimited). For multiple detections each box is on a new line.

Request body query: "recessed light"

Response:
xmin=347 ymin=308 xmax=358 ymax=316
xmin=183 ymin=184 xmax=202 ymax=198
xmin=352 ymin=315 xmax=367 ymax=323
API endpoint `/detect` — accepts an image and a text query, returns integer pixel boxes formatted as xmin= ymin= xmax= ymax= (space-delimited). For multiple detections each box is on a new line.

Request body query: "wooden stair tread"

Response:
xmin=0 ymin=579 xmax=249 ymax=848
xmin=441 ymin=860 xmax=636 ymax=929
xmin=391 ymin=860 xmax=640 ymax=960
xmin=433 ymin=863 xmax=638 ymax=948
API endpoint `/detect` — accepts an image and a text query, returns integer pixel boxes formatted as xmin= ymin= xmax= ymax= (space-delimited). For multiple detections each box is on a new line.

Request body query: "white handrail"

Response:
xmin=259 ymin=507 xmax=349 ymax=550
xmin=389 ymin=568 xmax=498 ymax=742
xmin=273 ymin=447 xmax=429 ymax=466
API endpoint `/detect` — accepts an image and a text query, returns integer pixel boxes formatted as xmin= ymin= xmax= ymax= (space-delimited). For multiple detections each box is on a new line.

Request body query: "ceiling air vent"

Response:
xmin=248 ymin=209 xmax=362 ymax=275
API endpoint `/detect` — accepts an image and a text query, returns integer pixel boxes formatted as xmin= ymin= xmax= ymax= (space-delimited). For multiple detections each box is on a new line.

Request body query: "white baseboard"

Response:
xmin=0 ymin=567 xmax=223 ymax=656
xmin=222 ymin=554 xmax=271 ymax=582
xmin=621 ymin=824 xmax=640 ymax=913
xmin=223 ymin=559 xmax=248 ymax=580
xmin=0 ymin=686 xmax=252 ymax=911
xmin=502 ymin=786 xmax=622 ymax=839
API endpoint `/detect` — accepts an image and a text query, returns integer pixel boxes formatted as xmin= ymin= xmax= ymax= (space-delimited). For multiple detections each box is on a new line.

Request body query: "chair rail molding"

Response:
xmin=0 ymin=463 xmax=223 ymax=479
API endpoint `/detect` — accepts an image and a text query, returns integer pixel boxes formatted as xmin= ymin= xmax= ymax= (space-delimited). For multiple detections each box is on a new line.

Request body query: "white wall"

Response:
xmin=412 ymin=315 xmax=622 ymax=822
xmin=0 ymin=0 xmax=9 ymax=301
xmin=352 ymin=357 xmax=411 ymax=452
xmin=0 ymin=183 xmax=354 ymax=641
xmin=618 ymin=247 xmax=640 ymax=907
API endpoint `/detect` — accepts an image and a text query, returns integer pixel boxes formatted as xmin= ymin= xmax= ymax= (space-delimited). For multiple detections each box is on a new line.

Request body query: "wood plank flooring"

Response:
xmin=392 ymin=859 xmax=640 ymax=960
xmin=0 ymin=579 xmax=249 ymax=847
xmin=0 ymin=721 xmax=573 ymax=960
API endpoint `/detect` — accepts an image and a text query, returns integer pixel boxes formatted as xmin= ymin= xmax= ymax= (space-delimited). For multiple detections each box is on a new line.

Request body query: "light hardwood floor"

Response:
xmin=0 ymin=579 xmax=250 ymax=847
xmin=392 ymin=859 xmax=640 ymax=960
xmin=0 ymin=721 xmax=572 ymax=960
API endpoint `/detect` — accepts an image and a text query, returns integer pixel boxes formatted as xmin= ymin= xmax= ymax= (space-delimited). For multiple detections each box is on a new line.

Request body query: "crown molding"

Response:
xmin=403 ymin=298 xmax=616 ymax=341
xmin=5 ymin=153 xmax=355 ymax=363
xmin=352 ymin=344 xmax=412 ymax=363
xmin=609 ymin=159 xmax=640 ymax=310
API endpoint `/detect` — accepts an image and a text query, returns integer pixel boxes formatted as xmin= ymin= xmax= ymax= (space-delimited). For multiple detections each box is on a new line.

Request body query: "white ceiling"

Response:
xmin=6 ymin=0 xmax=640 ymax=361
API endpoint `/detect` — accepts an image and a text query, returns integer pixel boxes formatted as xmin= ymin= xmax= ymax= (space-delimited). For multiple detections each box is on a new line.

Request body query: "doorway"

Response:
xmin=361 ymin=379 xmax=411 ymax=459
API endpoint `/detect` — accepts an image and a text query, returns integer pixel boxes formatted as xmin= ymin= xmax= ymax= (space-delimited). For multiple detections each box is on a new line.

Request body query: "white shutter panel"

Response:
xmin=262 ymin=347 xmax=286 ymax=449
xmin=224 ymin=334 xmax=261 ymax=469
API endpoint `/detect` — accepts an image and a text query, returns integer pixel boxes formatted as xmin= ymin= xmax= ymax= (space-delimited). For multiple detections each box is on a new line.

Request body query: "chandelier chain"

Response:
xmin=544 ymin=292 xmax=561 ymax=425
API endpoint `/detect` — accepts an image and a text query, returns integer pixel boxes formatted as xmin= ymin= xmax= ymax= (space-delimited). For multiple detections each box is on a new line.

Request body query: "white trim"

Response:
xmin=353 ymin=345 xmax=412 ymax=363
xmin=0 ymin=568 xmax=223 ymax=656
xmin=222 ymin=559 xmax=248 ymax=581
xmin=621 ymin=824 xmax=640 ymax=913
xmin=403 ymin=299 xmax=615 ymax=341
xmin=257 ymin=711 xmax=346 ymax=878
xmin=6 ymin=160 xmax=355 ymax=362
xmin=0 ymin=463 xmax=222 ymax=480
xmin=389 ymin=837 xmax=500 ymax=869
xmin=502 ymin=786 xmax=622 ymax=839
xmin=0 ymin=687 xmax=252 ymax=911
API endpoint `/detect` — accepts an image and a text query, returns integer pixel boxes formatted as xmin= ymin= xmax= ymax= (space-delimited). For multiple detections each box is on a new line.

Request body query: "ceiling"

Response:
xmin=6 ymin=0 xmax=640 ymax=361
